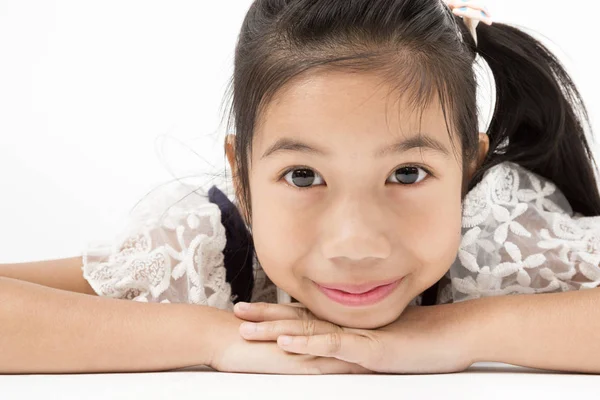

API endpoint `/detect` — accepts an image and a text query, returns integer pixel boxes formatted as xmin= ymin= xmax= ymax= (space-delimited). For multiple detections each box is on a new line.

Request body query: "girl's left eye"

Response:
xmin=388 ymin=166 xmax=429 ymax=185
xmin=279 ymin=165 xmax=430 ymax=190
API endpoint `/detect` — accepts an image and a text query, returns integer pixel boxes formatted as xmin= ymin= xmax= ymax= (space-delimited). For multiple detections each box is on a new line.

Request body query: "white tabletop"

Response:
xmin=2 ymin=362 xmax=598 ymax=400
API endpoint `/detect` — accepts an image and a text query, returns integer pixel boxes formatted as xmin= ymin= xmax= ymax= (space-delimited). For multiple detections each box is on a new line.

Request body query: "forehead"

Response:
xmin=253 ymin=69 xmax=456 ymax=160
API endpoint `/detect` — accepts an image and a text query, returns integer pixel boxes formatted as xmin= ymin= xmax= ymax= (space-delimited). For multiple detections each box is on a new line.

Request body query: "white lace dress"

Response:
xmin=81 ymin=161 xmax=600 ymax=309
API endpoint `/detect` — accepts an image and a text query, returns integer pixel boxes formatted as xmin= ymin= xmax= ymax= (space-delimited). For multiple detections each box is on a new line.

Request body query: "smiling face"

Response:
xmin=228 ymin=69 xmax=471 ymax=329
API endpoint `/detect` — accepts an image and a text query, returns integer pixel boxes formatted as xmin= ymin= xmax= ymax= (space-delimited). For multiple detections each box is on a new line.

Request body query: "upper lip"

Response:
xmin=315 ymin=277 xmax=402 ymax=294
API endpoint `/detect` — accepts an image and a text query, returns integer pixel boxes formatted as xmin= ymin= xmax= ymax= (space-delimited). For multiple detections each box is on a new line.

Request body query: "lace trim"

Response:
xmin=82 ymin=184 xmax=234 ymax=310
xmin=451 ymin=162 xmax=600 ymax=302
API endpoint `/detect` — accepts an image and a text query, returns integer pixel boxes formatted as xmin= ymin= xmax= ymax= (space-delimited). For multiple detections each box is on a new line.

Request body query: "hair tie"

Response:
xmin=443 ymin=0 xmax=494 ymax=46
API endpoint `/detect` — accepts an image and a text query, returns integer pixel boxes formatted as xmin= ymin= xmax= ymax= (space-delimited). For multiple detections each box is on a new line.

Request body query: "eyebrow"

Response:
xmin=260 ymin=134 xmax=450 ymax=160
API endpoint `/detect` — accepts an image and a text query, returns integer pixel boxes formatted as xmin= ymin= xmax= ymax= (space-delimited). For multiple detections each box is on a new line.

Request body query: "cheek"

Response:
xmin=249 ymin=189 xmax=310 ymax=290
xmin=399 ymin=184 xmax=463 ymax=279
xmin=412 ymin=204 xmax=462 ymax=263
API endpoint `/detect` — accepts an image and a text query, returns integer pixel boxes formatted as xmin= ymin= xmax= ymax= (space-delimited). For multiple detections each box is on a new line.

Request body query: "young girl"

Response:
xmin=2 ymin=0 xmax=600 ymax=375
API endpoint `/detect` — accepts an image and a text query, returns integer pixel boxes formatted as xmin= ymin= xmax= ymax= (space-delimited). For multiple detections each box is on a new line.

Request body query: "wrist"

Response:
xmin=181 ymin=304 xmax=227 ymax=367
xmin=458 ymin=295 xmax=507 ymax=364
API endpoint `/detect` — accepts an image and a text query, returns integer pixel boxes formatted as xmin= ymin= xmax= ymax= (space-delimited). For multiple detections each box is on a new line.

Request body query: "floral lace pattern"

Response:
xmin=82 ymin=181 xmax=233 ymax=310
xmin=450 ymin=162 xmax=600 ymax=302
xmin=82 ymin=162 xmax=600 ymax=308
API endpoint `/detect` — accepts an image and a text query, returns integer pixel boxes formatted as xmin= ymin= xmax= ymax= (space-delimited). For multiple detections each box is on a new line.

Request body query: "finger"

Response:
xmin=285 ymin=302 xmax=308 ymax=308
xmin=277 ymin=332 xmax=380 ymax=365
xmin=239 ymin=319 xmax=342 ymax=341
xmin=233 ymin=302 xmax=311 ymax=322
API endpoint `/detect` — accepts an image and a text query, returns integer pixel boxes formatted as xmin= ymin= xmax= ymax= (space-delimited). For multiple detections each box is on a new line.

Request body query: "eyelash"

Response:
xmin=277 ymin=164 xmax=433 ymax=192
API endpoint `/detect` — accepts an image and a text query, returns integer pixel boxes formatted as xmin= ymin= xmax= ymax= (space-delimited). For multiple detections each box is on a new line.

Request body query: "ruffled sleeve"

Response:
xmin=450 ymin=161 xmax=600 ymax=303
xmin=81 ymin=181 xmax=235 ymax=310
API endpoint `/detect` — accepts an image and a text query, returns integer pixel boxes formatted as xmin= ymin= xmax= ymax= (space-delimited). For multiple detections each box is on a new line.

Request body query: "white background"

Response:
xmin=1 ymin=0 xmax=599 ymax=263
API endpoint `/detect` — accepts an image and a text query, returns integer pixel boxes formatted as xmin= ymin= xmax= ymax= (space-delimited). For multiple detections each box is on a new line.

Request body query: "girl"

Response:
xmin=2 ymin=0 xmax=600 ymax=375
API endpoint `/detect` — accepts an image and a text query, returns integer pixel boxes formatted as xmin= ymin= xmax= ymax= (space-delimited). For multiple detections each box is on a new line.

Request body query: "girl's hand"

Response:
xmin=205 ymin=307 xmax=371 ymax=374
xmin=233 ymin=301 xmax=477 ymax=374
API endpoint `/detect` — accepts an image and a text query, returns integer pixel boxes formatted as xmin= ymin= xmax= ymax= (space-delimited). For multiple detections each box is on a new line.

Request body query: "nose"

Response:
xmin=320 ymin=194 xmax=393 ymax=262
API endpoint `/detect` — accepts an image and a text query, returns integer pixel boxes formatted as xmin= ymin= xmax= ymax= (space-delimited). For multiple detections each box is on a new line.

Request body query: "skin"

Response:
xmin=225 ymin=69 xmax=488 ymax=330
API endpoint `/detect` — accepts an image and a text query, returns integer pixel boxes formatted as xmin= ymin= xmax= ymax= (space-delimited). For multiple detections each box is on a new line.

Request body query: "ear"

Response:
xmin=467 ymin=132 xmax=490 ymax=180
xmin=224 ymin=134 xmax=236 ymax=174
xmin=224 ymin=134 xmax=241 ymax=196
xmin=224 ymin=134 xmax=250 ymax=223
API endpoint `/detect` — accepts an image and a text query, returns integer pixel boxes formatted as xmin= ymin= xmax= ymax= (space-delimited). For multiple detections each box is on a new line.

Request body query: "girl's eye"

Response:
xmin=281 ymin=166 xmax=430 ymax=189
xmin=282 ymin=168 xmax=325 ymax=189
xmin=388 ymin=166 xmax=429 ymax=185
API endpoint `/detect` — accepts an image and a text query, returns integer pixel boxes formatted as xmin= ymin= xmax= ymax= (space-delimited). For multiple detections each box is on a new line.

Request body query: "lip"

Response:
xmin=314 ymin=278 xmax=403 ymax=307
xmin=316 ymin=278 xmax=402 ymax=294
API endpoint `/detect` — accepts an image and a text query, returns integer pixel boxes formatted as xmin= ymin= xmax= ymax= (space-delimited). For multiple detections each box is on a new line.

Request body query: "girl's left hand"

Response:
xmin=233 ymin=301 xmax=478 ymax=374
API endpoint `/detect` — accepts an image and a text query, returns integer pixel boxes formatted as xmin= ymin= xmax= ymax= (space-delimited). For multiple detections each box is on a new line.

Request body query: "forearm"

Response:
xmin=0 ymin=277 xmax=217 ymax=374
xmin=0 ymin=257 xmax=96 ymax=295
xmin=467 ymin=288 xmax=600 ymax=373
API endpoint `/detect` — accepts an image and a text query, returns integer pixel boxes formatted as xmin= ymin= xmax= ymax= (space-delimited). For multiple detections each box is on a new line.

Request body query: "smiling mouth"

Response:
xmin=314 ymin=278 xmax=403 ymax=307
xmin=315 ymin=277 xmax=403 ymax=294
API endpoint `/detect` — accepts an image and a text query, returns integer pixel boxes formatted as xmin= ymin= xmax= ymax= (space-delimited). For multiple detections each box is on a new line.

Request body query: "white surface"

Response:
xmin=1 ymin=363 xmax=597 ymax=400
xmin=0 ymin=0 xmax=599 ymax=263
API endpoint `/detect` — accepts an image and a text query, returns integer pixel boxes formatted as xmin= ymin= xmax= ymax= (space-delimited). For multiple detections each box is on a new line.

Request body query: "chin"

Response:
xmin=308 ymin=302 xmax=405 ymax=330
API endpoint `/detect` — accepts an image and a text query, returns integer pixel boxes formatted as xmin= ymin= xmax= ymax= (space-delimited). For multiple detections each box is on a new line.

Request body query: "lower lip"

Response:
xmin=315 ymin=279 xmax=402 ymax=307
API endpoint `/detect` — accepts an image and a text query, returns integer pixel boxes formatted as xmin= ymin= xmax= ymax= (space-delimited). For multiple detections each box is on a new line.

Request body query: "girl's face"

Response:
xmin=236 ymin=70 xmax=469 ymax=329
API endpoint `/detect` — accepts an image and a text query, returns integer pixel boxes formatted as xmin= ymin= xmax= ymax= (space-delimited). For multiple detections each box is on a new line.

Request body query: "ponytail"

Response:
xmin=472 ymin=22 xmax=600 ymax=216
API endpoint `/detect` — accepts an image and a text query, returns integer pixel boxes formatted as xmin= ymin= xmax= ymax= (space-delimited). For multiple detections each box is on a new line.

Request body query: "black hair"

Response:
xmin=219 ymin=0 xmax=600 ymax=305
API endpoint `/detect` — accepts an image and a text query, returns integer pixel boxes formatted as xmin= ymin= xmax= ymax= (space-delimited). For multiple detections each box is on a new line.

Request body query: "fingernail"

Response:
xmin=279 ymin=336 xmax=293 ymax=345
xmin=236 ymin=302 xmax=250 ymax=311
xmin=240 ymin=322 xmax=258 ymax=333
xmin=460 ymin=7 xmax=467 ymax=11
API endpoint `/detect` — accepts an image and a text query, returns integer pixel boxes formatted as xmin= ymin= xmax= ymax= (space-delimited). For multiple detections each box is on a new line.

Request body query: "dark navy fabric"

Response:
xmin=207 ymin=185 xmax=255 ymax=304
xmin=420 ymin=281 xmax=438 ymax=306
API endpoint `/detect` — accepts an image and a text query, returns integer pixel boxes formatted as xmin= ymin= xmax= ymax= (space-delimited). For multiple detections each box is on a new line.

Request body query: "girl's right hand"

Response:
xmin=206 ymin=308 xmax=371 ymax=374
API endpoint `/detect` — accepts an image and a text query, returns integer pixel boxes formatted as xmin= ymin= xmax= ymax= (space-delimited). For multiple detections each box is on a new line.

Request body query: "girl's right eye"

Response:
xmin=281 ymin=167 xmax=325 ymax=190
